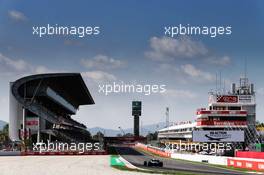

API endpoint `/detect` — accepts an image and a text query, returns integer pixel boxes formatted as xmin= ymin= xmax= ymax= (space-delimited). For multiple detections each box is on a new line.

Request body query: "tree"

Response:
xmin=123 ymin=133 xmax=133 ymax=137
xmin=116 ymin=133 xmax=122 ymax=137
xmin=0 ymin=124 xmax=9 ymax=144
xmin=146 ymin=131 xmax=158 ymax=141
xmin=93 ymin=131 xmax=104 ymax=141
xmin=2 ymin=124 xmax=8 ymax=134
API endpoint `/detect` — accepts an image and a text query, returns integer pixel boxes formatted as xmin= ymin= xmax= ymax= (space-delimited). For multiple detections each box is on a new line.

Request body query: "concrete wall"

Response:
xmin=9 ymin=83 xmax=23 ymax=141
xmin=171 ymin=152 xmax=228 ymax=166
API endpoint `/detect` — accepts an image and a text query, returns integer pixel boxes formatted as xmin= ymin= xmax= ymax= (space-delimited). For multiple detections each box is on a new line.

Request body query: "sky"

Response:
xmin=0 ymin=0 xmax=264 ymax=130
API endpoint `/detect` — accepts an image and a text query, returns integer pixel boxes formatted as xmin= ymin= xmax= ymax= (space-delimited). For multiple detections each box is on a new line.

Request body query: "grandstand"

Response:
xmin=9 ymin=73 xmax=94 ymax=143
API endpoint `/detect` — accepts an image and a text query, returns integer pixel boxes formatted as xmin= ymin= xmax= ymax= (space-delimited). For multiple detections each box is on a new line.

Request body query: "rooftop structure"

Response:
xmin=158 ymin=76 xmax=259 ymax=146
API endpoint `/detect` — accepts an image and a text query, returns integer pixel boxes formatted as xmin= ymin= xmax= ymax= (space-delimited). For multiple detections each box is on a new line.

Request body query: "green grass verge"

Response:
xmin=110 ymin=155 xmax=126 ymax=166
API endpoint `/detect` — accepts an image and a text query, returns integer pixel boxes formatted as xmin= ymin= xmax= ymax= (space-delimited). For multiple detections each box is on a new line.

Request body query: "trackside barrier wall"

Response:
xmin=136 ymin=143 xmax=264 ymax=172
xmin=171 ymin=152 xmax=228 ymax=166
xmin=135 ymin=143 xmax=171 ymax=157
xmin=136 ymin=143 xmax=227 ymax=165
xmin=235 ymin=151 xmax=264 ymax=159
xmin=227 ymin=158 xmax=264 ymax=172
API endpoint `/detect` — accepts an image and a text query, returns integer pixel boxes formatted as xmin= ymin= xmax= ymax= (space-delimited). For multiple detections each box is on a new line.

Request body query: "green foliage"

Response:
xmin=146 ymin=131 xmax=158 ymax=141
xmin=0 ymin=124 xmax=9 ymax=143
xmin=93 ymin=131 xmax=104 ymax=141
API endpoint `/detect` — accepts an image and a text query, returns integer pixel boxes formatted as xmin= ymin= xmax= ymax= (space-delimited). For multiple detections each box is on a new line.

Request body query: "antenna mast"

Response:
xmin=244 ymin=58 xmax=247 ymax=78
xmin=166 ymin=107 xmax=169 ymax=127
xmin=220 ymin=71 xmax=222 ymax=93
xmin=215 ymin=73 xmax=218 ymax=94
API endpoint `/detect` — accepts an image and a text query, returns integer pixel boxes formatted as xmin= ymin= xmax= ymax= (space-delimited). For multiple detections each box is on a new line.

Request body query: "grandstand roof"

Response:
xmin=12 ymin=73 xmax=95 ymax=106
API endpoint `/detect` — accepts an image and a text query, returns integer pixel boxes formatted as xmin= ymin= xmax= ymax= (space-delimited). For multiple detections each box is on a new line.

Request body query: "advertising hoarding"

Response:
xmin=132 ymin=101 xmax=142 ymax=116
xmin=26 ymin=117 xmax=39 ymax=130
xmin=192 ymin=130 xmax=244 ymax=142
xmin=216 ymin=95 xmax=238 ymax=103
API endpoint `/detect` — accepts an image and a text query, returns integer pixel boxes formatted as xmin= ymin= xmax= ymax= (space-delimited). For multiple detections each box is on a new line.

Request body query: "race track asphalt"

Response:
xmin=115 ymin=146 xmax=250 ymax=175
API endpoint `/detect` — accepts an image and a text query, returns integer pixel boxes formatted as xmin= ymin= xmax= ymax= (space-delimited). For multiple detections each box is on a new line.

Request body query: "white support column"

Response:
xmin=22 ymin=107 xmax=26 ymax=141
xmin=37 ymin=117 xmax=40 ymax=143
xmin=9 ymin=82 xmax=23 ymax=141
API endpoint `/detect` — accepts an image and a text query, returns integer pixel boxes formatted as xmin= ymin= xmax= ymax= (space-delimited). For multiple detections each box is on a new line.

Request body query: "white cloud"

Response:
xmin=0 ymin=53 xmax=60 ymax=76
xmin=163 ymin=89 xmax=197 ymax=99
xmin=34 ymin=66 xmax=61 ymax=74
xmin=181 ymin=64 xmax=214 ymax=81
xmin=81 ymin=55 xmax=125 ymax=70
xmin=0 ymin=53 xmax=30 ymax=73
xmin=81 ymin=71 xmax=117 ymax=83
xmin=145 ymin=36 xmax=208 ymax=61
xmin=158 ymin=63 xmax=180 ymax=72
xmin=145 ymin=36 xmax=232 ymax=67
xmin=155 ymin=63 xmax=214 ymax=84
xmin=206 ymin=56 xmax=231 ymax=66
xmin=8 ymin=10 xmax=27 ymax=21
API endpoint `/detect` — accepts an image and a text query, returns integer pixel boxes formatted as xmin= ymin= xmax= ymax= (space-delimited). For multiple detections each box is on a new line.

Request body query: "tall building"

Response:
xmin=158 ymin=76 xmax=258 ymax=146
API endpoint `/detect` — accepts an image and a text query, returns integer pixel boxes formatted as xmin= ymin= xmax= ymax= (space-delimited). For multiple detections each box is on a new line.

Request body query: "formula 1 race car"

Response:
xmin=143 ymin=159 xmax=163 ymax=167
